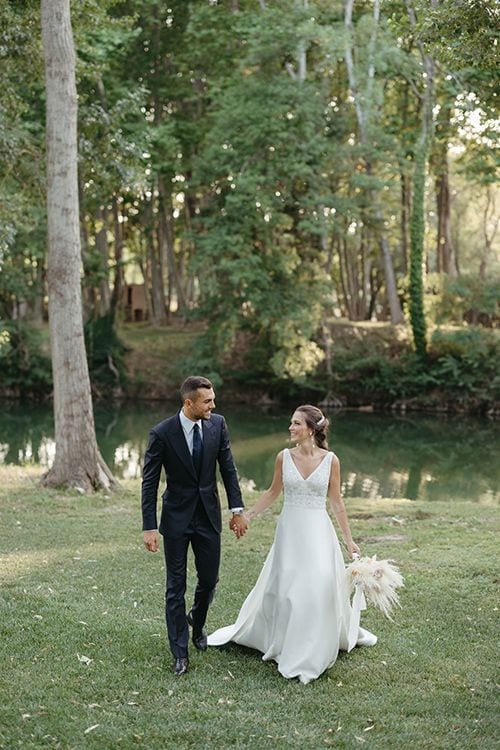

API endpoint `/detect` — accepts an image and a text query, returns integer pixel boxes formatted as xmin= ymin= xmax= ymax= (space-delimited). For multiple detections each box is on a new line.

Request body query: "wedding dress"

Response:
xmin=207 ymin=448 xmax=377 ymax=684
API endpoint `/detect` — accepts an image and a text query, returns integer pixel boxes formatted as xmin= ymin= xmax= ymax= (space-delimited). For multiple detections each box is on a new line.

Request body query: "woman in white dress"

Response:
xmin=207 ymin=404 xmax=377 ymax=684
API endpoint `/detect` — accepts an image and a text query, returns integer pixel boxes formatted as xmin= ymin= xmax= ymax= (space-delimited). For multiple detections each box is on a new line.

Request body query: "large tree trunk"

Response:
xmin=41 ymin=0 xmax=117 ymax=492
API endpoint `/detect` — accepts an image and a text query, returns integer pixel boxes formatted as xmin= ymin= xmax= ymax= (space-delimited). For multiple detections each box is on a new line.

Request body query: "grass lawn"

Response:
xmin=0 ymin=466 xmax=498 ymax=749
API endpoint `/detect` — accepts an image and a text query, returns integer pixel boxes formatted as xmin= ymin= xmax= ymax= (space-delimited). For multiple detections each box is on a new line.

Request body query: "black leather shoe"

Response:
xmin=173 ymin=657 xmax=189 ymax=676
xmin=187 ymin=610 xmax=208 ymax=651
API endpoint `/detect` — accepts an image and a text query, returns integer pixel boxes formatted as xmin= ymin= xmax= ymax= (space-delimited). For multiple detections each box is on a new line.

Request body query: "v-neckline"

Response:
xmin=287 ymin=448 xmax=329 ymax=482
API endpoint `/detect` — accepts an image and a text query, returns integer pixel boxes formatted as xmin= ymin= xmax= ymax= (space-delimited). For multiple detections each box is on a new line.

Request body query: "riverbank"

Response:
xmin=1 ymin=318 xmax=498 ymax=413
xmin=0 ymin=465 xmax=497 ymax=749
xmin=117 ymin=320 xmax=499 ymax=414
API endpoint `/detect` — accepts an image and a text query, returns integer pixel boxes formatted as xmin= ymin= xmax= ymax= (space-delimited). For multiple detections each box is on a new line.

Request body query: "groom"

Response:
xmin=141 ymin=375 xmax=248 ymax=675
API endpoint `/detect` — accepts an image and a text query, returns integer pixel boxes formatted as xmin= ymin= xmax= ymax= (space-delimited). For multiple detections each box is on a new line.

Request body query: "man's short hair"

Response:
xmin=180 ymin=375 xmax=213 ymax=402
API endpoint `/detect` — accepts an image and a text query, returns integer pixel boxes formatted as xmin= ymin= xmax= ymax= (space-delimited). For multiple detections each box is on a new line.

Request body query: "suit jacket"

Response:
xmin=141 ymin=411 xmax=243 ymax=536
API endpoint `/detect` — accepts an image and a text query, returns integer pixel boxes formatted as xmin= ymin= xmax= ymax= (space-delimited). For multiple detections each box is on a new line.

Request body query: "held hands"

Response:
xmin=229 ymin=513 xmax=249 ymax=539
xmin=143 ymin=530 xmax=159 ymax=553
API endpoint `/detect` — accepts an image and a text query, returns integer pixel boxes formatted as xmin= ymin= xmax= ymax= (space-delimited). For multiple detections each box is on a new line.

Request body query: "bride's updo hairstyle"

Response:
xmin=295 ymin=405 xmax=330 ymax=450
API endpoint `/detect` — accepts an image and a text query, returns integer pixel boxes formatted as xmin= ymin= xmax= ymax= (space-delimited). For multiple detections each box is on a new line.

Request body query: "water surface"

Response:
xmin=0 ymin=401 xmax=498 ymax=504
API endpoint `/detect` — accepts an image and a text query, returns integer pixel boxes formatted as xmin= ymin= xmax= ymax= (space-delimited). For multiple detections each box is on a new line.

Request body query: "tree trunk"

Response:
xmin=296 ymin=0 xmax=307 ymax=82
xmin=344 ymin=0 xmax=404 ymax=324
xmin=433 ymin=100 xmax=457 ymax=276
xmin=435 ymin=168 xmax=457 ymax=275
xmin=138 ymin=235 xmax=154 ymax=322
xmin=110 ymin=196 xmax=124 ymax=315
xmin=182 ymin=191 xmax=199 ymax=309
xmin=158 ymin=176 xmax=187 ymax=314
xmin=31 ymin=258 xmax=45 ymax=324
xmin=145 ymin=200 xmax=167 ymax=324
xmin=367 ymin=267 xmax=381 ymax=320
xmin=96 ymin=206 xmax=111 ymax=316
xmin=41 ymin=0 xmax=117 ymax=492
xmin=406 ymin=0 xmax=436 ymax=358
xmin=400 ymin=171 xmax=411 ymax=274
xmin=337 ymin=234 xmax=357 ymax=319
xmin=78 ymin=173 xmax=95 ymax=319
xmin=479 ymin=185 xmax=499 ymax=279
xmin=409 ymin=146 xmax=428 ymax=357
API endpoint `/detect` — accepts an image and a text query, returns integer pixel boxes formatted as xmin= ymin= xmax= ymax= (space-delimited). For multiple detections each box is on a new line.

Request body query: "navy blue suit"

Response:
xmin=141 ymin=411 xmax=242 ymax=658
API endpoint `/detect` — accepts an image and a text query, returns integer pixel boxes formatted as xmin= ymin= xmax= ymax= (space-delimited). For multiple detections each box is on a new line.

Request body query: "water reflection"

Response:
xmin=0 ymin=401 xmax=498 ymax=504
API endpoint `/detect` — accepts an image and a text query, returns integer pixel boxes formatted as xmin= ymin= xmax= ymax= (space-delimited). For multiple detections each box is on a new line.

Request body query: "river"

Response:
xmin=0 ymin=401 xmax=498 ymax=503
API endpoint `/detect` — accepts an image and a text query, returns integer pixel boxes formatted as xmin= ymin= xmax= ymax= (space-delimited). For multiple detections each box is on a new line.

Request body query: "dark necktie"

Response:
xmin=192 ymin=423 xmax=203 ymax=476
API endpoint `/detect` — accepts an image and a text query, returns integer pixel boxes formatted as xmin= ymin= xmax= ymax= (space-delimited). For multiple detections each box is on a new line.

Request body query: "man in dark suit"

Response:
xmin=141 ymin=375 xmax=248 ymax=675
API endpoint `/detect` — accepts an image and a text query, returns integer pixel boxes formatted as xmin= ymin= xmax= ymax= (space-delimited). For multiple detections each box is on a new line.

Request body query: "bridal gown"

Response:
xmin=207 ymin=448 xmax=377 ymax=684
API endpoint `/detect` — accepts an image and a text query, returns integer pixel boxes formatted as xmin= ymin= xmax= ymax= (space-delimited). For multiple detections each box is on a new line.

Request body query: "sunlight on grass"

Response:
xmin=0 ymin=540 xmax=142 ymax=583
xmin=0 ymin=468 xmax=498 ymax=749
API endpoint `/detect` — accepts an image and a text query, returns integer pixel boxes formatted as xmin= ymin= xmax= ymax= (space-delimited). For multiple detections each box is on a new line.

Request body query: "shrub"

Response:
xmin=0 ymin=321 xmax=52 ymax=397
xmin=430 ymin=273 xmax=500 ymax=327
xmin=84 ymin=314 xmax=128 ymax=396
xmin=316 ymin=327 xmax=499 ymax=412
xmin=429 ymin=328 xmax=500 ymax=403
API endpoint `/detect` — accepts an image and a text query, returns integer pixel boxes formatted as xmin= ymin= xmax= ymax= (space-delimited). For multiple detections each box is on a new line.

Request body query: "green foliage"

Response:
xmin=1 ymin=0 xmax=498 ymax=402
xmin=418 ymin=0 xmax=498 ymax=76
xmin=431 ymin=273 xmax=500 ymax=326
xmin=323 ymin=325 xmax=499 ymax=411
xmin=0 ymin=3 xmax=46 ymax=319
xmin=188 ymin=7 xmax=334 ymax=380
xmin=0 ymin=321 xmax=52 ymax=397
xmin=84 ymin=314 xmax=128 ymax=395
xmin=111 ymin=320 xmax=499 ymax=412
xmin=429 ymin=328 xmax=500 ymax=402
xmin=408 ymin=147 xmax=428 ymax=358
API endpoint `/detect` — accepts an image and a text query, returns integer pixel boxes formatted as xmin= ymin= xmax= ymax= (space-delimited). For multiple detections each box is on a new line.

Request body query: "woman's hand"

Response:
xmin=347 ymin=540 xmax=360 ymax=559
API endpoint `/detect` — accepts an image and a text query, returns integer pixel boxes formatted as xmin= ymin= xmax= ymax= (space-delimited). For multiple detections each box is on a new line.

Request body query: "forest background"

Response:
xmin=0 ymin=0 xmax=498 ymax=413
xmin=0 ymin=5 xmax=498 ymax=746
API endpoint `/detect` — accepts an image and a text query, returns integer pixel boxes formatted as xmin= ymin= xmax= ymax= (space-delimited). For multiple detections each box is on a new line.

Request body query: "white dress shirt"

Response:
xmin=179 ymin=409 xmax=203 ymax=454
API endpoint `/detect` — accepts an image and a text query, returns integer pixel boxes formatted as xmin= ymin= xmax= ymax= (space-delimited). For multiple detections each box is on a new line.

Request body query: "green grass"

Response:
xmin=0 ymin=466 xmax=498 ymax=749
xmin=118 ymin=320 xmax=202 ymax=400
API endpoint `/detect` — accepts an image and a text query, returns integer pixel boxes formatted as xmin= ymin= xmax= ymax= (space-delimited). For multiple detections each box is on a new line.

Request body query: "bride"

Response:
xmin=207 ymin=404 xmax=377 ymax=684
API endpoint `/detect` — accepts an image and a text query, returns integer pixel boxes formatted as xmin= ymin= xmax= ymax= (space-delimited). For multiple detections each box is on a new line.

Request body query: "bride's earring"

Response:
xmin=310 ymin=432 xmax=315 ymax=448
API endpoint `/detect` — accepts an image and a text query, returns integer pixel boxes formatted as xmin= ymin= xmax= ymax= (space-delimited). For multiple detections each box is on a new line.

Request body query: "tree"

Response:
xmin=343 ymin=0 xmax=405 ymax=325
xmin=0 ymin=1 xmax=46 ymax=323
xmin=405 ymin=0 xmax=436 ymax=359
xmin=431 ymin=88 xmax=458 ymax=276
xmin=41 ymin=0 xmax=117 ymax=491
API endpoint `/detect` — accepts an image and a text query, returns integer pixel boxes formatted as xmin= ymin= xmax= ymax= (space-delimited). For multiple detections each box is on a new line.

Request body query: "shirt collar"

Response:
xmin=179 ymin=409 xmax=202 ymax=433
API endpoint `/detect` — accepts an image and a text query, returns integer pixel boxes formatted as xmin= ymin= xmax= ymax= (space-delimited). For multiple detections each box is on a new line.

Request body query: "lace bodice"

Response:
xmin=282 ymin=448 xmax=333 ymax=510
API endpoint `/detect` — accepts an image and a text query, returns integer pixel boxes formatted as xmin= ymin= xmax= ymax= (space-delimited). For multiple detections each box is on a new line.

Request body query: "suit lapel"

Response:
xmin=168 ymin=413 xmax=197 ymax=479
xmin=200 ymin=418 xmax=217 ymax=476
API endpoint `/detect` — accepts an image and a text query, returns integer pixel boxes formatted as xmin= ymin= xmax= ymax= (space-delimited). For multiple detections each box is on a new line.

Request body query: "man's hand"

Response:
xmin=229 ymin=514 xmax=248 ymax=539
xmin=143 ymin=530 xmax=159 ymax=552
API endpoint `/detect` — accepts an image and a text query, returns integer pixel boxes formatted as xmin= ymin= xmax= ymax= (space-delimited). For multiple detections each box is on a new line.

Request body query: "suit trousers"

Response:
xmin=163 ymin=500 xmax=221 ymax=658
